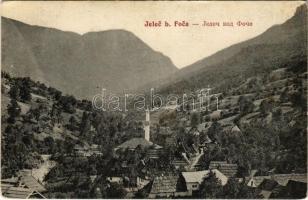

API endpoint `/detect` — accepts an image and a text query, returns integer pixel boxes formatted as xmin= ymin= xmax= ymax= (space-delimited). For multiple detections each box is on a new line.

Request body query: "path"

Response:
xmin=188 ymin=149 xmax=204 ymax=170
xmin=31 ymin=155 xmax=56 ymax=183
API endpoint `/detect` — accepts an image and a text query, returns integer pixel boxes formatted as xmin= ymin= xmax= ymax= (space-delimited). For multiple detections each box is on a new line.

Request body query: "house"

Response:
xmin=123 ymin=176 xmax=151 ymax=192
xmin=1 ymin=171 xmax=47 ymax=199
xmin=256 ymin=177 xmax=307 ymax=199
xmin=182 ymin=169 xmax=228 ymax=193
xmin=114 ymin=138 xmax=153 ymax=151
xmin=158 ymin=126 xmax=173 ymax=136
xmin=209 ymin=161 xmax=238 ymax=177
xmin=165 ymin=135 xmax=177 ymax=147
xmin=197 ymin=122 xmax=212 ymax=133
xmin=246 ymin=173 xmax=307 ymax=188
xmin=146 ymin=145 xmax=164 ymax=159
xmin=1 ymin=177 xmax=19 ymax=185
xmin=257 ymin=178 xmax=280 ymax=199
xmin=209 ymin=110 xmax=223 ymax=121
xmin=136 ymin=177 xmax=151 ymax=189
xmin=182 ymin=171 xmax=208 ymax=192
xmin=107 ymin=177 xmax=124 ymax=184
xmin=12 ymin=170 xmax=46 ymax=193
xmin=73 ymin=144 xmax=102 ymax=157
xmin=74 ymin=145 xmax=91 ymax=157
xmin=89 ymin=144 xmax=103 ymax=155
xmin=247 ymin=176 xmax=270 ymax=188
xmin=19 ymin=174 xmax=46 ymax=192
xmin=231 ymin=125 xmax=241 ymax=133
xmin=172 ymin=158 xmax=190 ymax=170
xmin=273 ymin=180 xmax=307 ymax=199
xmin=269 ymin=68 xmax=287 ymax=81
xmin=1 ymin=184 xmax=46 ymax=199
xmin=148 ymin=175 xmax=190 ymax=198
xmin=90 ymin=175 xmax=97 ymax=183
xmin=199 ymin=135 xmax=212 ymax=147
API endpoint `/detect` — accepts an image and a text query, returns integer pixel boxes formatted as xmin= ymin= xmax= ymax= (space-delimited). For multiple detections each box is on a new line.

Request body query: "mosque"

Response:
xmin=114 ymin=108 xmax=162 ymax=151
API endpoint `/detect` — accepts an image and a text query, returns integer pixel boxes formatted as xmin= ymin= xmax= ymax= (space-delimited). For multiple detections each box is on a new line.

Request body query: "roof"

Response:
xmin=90 ymin=144 xmax=99 ymax=149
xmin=247 ymin=176 xmax=269 ymax=187
xmin=165 ymin=137 xmax=177 ymax=146
xmin=200 ymin=135 xmax=212 ymax=145
xmin=1 ymin=183 xmax=14 ymax=193
xmin=272 ymin=174 xmax=307 ymax=186
xmin=20 ymin=175 xmax=46 ymax=192
xmin=1 ymin=177 xmax=19 ymax=184
xmin=172 ymin=159 xmax=190 ymax=166
xmin=153 ymin=144 xmax=163 ymax=149
xmin=74 ymin=144 xmax=87 ymax=150
xmin=197 ymin=122 xmax=212 ymax=132
xmin=210 ymin=110 xmax=223 ymax=119
xmin=115 ymin=138 xmax=153 ymax=150
xmin=210 ymin=169 xmax=228 ymax=186
xmin=90 ymin=175 xmax=97 ymax=183
xmin=2 ymin=172 xmax=46 ymax=193
xmin=258 ymin=179 xmax=279 ymax=191
xmin=269 ymin=180 xmax=307 ymax=199
xmin=147 ymin=148 xmax=164 ymax=159
xmin=231 ymin=125 xmax=241 ymax=133
xmin=2 ymin=186 xmax=46 ymax=199
xmin=209 ymin=161 xmax=227 ymax=166
xmin=247 ymin=174 xmax=307 ymax=187
xmin=182 ymin=170 xmax=209 ymax=184
xmin=149 ymin=175 xmax=178 ymax=194
xmin=182 ymin=169 xmax=228 ymax=186
xmin=284 ymin=180 xmax=307 ymax=198
xmin=209 ymin=161 xmax=238 ymax=177
xmin=260 ymin=190 xmax=272 ymax=199
xmin=158 ymin=127 xmax=173 ymax=136
xmin=2 ymin=186 xmax=34 ymax=199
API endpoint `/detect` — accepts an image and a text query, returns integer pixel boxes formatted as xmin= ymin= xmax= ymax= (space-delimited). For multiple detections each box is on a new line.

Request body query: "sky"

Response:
xmin=1 ymin=1 xmax=304 ymax=68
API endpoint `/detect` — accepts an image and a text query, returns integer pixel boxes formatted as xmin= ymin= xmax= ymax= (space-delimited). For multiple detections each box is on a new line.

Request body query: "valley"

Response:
xmin=1 ymin=4 xmax=307 ymax=199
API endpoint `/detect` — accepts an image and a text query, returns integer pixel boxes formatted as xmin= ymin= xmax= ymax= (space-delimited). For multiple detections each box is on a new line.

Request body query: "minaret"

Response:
xmin=206 ymin=85 xmax=212 ymax=111
xmin=144 ymin=108 xmax=150 ymax=141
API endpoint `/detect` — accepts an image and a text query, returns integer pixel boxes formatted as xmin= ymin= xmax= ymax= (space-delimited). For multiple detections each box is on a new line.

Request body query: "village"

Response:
xmin=1 ymin=63 xmax=307 ymax=198
xmin=1 ymin=4 xmax=307 ymax=199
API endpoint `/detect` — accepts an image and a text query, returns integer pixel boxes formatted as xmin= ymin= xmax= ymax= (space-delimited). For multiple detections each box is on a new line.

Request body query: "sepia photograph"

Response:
xmin=1 ymin=1 xmax=307 ymax=199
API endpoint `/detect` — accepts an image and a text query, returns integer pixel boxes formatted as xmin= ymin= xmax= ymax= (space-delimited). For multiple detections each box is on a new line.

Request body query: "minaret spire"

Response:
xmin=144 ymin=107 xmax=150 ymax=141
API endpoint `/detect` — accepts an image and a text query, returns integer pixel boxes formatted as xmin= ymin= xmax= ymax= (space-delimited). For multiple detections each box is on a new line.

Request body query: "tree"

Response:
xmin=199 ymin=170 xmax=223 ymax=198
xmin=64 ymin=139 xmax=75 ymax=155
xmin=279 ymin=88 xmax=289 ymax=103
xmin=48 ymin=87 xmax=62 ymax=101
xmin=11 ymin=77 xmax=32 ymax=102
xmin=80 ymin=112 xmax=92 ymax=138
xmin=190 ymin=112 xmax=200 ymax=128
xmin=20 ymin=85 xmax=32 ymax=102
xmin=260 ymin=99 xmax=273 ymax=116
xmin=68 ymin=116 xmax=78 ymax=131
xmin=106 ymin=183 xmax=127 ymax=198
xmin=9 ymin=84 xmax=20 ymax=100
xmin=238 ymin=96 xmax=254 ymax=115
xmin=223 ymin=177 xmax=258 ymax=198
xmin=59 ymin=95 xmax=77 ymax=113
xmin=7 ymin=99 xmax=21 ymax=123
xmin=44 ymin=136 xmax=55 ymax=153
xmin=207 ymin=121 xmax=223 ymax=142
xmin=222 ymin=177 xmax=240 ymax=198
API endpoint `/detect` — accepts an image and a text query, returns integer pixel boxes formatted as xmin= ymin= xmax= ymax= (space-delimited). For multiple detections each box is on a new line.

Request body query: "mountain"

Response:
xmin=1 ymin=17 xmax=178 ymax=99
xmin=157 ymin=4 xmax=307 ymax=94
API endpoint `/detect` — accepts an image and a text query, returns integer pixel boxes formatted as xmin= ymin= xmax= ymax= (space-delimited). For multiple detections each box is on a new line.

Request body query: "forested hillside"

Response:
xmin=156 ymin=4 xmax=307 ymax=95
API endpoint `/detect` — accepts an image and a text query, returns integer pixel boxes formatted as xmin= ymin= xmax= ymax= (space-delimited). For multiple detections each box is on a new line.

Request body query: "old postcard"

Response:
xmin=1 ymin=1 xmax=307 ymax=199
